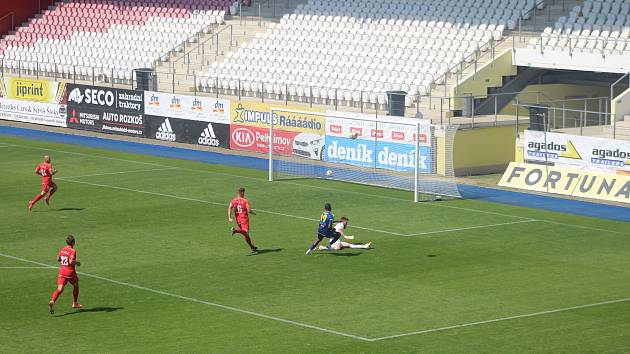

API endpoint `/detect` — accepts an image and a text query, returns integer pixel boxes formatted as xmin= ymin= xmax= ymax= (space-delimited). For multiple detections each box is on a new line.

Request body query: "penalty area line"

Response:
xmin=0 ymin=266 xmax=51 ymax=269
xmin=403 ymin=219 xmax=537 ymax=237
xmin=0 ymin=252 xmax=370 ymax=342
xmin=369 ymin=296 xmax=630 ymax=341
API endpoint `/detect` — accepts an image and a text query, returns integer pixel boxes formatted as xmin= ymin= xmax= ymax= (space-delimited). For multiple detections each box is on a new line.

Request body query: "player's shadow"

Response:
xmin=55 ymin=306 xmax=123 ymax=317
xmin=249 ymin=248 xmax=283 ymax=256
xmin=325 ymin=252 xmax=363 ymax=257
xmin=35 ymin=207 xmax=85 ymax=213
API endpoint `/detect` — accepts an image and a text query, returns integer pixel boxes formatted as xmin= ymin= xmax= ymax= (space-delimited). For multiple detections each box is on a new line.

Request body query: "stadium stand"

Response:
xmin=194 ymin=0 xmax=545 ymax=108
xmin=0 ymin=0 xmax=229 ymax=83
xmin=533 ymin=0 xmax=630 ymax=55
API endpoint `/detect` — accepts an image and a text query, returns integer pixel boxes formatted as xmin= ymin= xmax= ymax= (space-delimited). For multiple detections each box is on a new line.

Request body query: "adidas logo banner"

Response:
xmin=155 ymin=118 xmax=177 ymax=141
xmin=198 ymin=123 xmax=220 ymax=147
xmin=146 ymin=116 xmax=229 ymax=148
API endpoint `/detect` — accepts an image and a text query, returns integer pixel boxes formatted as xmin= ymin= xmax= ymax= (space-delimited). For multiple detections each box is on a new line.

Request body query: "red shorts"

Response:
xmin=237 ymin=220 xmax=249 ymax=233
xmin=57 ymin=273 xmax=78 ymax=286
xmin=42 ymin=180 xmax=57 ymax=193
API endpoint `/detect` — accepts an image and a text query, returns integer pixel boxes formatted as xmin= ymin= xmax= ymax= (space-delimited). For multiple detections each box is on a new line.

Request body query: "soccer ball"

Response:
xmin=350 ymin=131 xmax=359 ymax=139
xmin=326 ymin=170 xmax=333 ymax=177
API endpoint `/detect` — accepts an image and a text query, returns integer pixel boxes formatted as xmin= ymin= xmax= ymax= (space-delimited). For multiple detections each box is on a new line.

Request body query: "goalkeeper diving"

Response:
xmin=319 ymin=217 xmax=372 ymax=251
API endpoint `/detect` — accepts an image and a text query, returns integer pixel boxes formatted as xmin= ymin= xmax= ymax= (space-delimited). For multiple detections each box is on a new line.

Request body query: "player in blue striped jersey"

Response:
xmin=305 ymin=203 xmax=340 ymax=255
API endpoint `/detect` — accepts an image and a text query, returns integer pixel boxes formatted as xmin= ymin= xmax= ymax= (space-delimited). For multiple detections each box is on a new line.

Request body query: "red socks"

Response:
xmin=51 ymin=289 xmax=62 ymax=302
xmin=244 ymin=235 xmax=255 ymax=249
xmin=45 ymin=188 xmax=56 ymax=203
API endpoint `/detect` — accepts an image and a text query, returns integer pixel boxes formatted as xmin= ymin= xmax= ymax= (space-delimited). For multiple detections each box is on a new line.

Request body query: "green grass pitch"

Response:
xmin=1 ymin=134 xmax=629 ymax=353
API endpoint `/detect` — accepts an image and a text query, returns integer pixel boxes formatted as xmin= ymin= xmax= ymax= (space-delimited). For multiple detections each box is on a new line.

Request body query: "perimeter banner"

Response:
xmin=144 ymin=91 xmax=229 ymax=124
xmin=524 ymin=130 xmax=630 ymax=175
xmin=146 ymin=115 xmax=230 ymax=148
xmin=0 ymin=77 xmax=67 ymax=127
xmin=499 ymin=162 xmax=630 ymax=204
xmin=230 ymin=101 xmax=325 ymax=135
xmin=66 ymin=84 xmax=145 ymax=137
xmin=1 ymin=76 xmax=67 ymax=103
xmin=324 ymin=112 xmax=432 ymax=172
xmin=228 ymin=101 xmax=325 ymax=159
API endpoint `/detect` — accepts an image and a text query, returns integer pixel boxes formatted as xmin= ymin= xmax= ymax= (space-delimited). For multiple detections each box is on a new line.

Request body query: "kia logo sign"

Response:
xmin=231 ymin=128 xmax=255 ymax=148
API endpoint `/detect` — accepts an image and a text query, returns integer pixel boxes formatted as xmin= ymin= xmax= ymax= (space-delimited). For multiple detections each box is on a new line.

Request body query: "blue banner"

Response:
xmin=324 ymin=136 xmax=431 ymax=173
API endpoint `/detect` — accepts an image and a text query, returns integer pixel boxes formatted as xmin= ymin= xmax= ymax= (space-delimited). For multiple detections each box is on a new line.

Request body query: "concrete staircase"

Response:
xmin=603 ymin=115 xmax=630 ymax=140
xmin=420 ymin=0 xmax=584 ymax=124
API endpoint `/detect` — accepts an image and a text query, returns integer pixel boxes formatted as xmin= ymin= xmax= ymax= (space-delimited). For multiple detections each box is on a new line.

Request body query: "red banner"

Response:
xmin=229 ymin=124 xmax=298 ymax=155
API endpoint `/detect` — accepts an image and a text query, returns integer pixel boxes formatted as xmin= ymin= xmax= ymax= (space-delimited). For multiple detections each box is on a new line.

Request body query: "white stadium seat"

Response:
xmin=195 ymin=0 xmax=541 ymax=103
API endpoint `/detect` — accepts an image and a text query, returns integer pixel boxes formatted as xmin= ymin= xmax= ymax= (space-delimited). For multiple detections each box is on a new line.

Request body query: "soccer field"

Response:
xmin=1 ymin=134 xmax=629 ymax=353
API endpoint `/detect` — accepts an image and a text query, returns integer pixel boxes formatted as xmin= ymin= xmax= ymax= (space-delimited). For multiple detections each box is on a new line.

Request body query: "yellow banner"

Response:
xmin=499 ymin=162 xmax=630 ymax=204
xmin=1 ymin=77 xmax=65 ymax=103
xmin=230 ymin=101 xmax=325 ymax=135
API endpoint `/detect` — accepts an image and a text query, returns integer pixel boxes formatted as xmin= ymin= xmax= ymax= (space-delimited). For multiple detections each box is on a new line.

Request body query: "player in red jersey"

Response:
xmin=228 ymin=187 xmax=258 ymax=253
xmin=28 ymin=155 xmax=58 ymax=211
xmin=49 ymin=235 xmax=82 ymax=314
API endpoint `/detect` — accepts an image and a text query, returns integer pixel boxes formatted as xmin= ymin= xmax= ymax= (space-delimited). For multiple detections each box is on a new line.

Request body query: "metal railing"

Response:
xmin=611 ymin=70 xmax=630 ymax=101
xmin=156 ymin=21 xmax=223 ymax=65
xmin=525 ymin=34 xmax=630 ymax=58
xmin=515 ymin=102 xmax=625 ymax=140
xmin=2 ymin=57 xmax=619 ymax=132
xmin=168 ymin=24 xmax=234 ymax=75
xmin=0 ymin=12 xmax=15 ymax=33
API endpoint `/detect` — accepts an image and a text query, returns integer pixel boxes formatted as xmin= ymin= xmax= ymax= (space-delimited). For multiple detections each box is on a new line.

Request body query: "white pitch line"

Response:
xmin=540 ymin=219 xmax=629 ymax=236
xmin=0 ymin=252 xmax=370 ymax=342
xmin=403 ymin=219 xmax=538 ymax=237
xmin=3 ymin=251 xmax=629 ymax=342
xmin=4 ymin=142 xmax=626 ymax=236
xmin=57 ymin=178 xmax=407 ymax=236
xmin=0 ymin=266 xmax=51 ymax=269
xmin=369 ymin=296 xmax=630 ymax=341
xmin=61 ymin=167 xmax=177 ymax=179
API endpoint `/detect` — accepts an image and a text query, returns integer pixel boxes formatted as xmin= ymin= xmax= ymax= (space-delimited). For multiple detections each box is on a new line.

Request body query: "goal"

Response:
xmin=268 ymin=108 xmax=460 ymax=202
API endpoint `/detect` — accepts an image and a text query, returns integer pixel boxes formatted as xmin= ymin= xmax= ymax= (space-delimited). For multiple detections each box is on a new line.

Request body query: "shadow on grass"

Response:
xmin=56 ymin=306 xmax=123 ymax=317
xmin=248 ymin=248 xmax=284 ymax=256
xmin=324 ymin=252 xmax=364 ymax=257
xmin=35 ymin=207 xmax=85 ymax=213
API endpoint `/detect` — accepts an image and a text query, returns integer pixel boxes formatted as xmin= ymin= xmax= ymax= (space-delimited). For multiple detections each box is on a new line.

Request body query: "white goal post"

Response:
xmin=268 ymin=108 xmax=460 ymax=202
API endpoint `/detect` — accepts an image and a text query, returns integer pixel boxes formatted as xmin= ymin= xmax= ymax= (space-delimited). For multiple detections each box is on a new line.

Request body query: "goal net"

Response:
xmin=268 ymin=108 xmax=460 ymax=201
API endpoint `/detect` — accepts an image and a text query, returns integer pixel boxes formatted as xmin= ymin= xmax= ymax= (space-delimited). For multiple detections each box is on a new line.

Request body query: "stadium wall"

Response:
xmin=0 ymin=0 xmax=53 ymax=36
xmin=453 ymin=124 xmax=528 ymax=176
xmin=611 ymin=87 xmax=630 ymax=124
xmin=450 ymin=49 xmax=517 ymax=111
